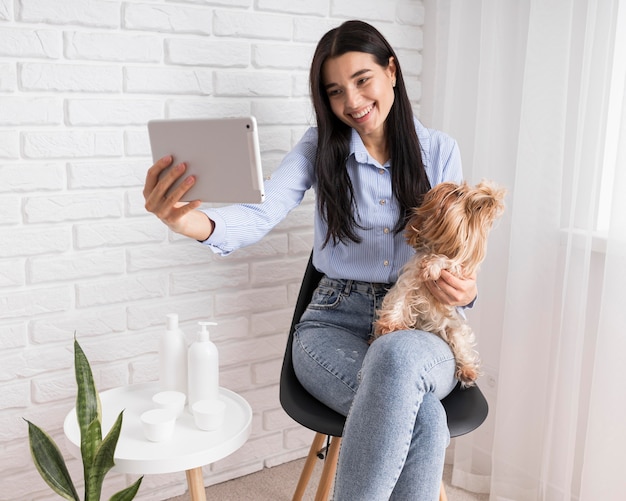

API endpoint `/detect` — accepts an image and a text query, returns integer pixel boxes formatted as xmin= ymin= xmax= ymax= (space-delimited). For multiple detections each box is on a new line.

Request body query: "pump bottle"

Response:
xmin=159 ymin=313 xmax=188 ymax=394
xmin=187 ymin=321 xmax=219 ymax=407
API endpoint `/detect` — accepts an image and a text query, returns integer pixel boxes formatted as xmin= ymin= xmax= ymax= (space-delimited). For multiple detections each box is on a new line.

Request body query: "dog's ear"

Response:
xmin=405 ymin=182 xmax=459 ymax=249
xmin=466 ymin=180 xmax=506 ymax=224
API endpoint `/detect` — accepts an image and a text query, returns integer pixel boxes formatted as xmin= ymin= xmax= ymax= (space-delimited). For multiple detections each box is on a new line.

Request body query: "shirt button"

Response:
xmin=379 ymin=169 xmax=385 ymax=174
xmin=383 ymin=227 xmax=390 ymax=234
xmin=383 ymin=260 xmax=390 ymax=266
xmin=379 ymin=200 xmax=386 ymax=205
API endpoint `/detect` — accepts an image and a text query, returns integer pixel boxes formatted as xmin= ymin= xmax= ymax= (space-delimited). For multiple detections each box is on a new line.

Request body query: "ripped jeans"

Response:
xmin=292 ymin=276 xmax=457 ymax=500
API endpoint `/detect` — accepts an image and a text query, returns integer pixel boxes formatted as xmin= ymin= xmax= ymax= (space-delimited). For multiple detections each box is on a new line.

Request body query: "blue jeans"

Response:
xmin=292 ymin=277 xmax=457 ymax=500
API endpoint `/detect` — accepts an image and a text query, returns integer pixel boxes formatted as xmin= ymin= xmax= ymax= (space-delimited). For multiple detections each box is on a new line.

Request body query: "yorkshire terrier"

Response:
xmin=373 ymin=180 xmax=506 ymax=387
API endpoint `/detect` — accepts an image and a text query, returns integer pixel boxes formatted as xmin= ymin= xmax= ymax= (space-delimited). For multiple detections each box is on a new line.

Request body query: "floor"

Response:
xmin=167 ymin=458 xmax=489 ymax=500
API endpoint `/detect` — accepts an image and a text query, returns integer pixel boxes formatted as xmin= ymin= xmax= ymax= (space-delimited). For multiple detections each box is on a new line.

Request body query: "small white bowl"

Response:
xmin=152 ymin=390 xmax=186 ymax=417
xmin=140 ymin=408 xmax=177 ymax=442
xmin=192 ymin=399 xmax=226 ymax=431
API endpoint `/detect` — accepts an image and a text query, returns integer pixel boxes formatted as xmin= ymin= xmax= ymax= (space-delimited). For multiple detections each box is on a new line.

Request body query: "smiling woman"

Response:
xmin=143 ymin=18 xmax=477 ymax=501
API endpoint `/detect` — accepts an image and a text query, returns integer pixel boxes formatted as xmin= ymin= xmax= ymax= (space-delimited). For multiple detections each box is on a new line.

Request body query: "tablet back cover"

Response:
xmin=148 ymin=117 xmax=265 ymax=203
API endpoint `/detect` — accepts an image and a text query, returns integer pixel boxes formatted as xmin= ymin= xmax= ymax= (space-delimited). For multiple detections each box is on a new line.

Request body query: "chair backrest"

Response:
xmin=279 ymin=253 xmax=345 ymax=437
xmin=279 ymin=252 xmax=489 ymax=439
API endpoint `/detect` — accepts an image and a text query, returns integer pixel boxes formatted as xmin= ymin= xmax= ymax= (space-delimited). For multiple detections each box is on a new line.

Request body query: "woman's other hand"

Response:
xmin=425 ymin=269 xmax=477 ymax=307
xmin=143 ymin=155 xmax=214 ymax=241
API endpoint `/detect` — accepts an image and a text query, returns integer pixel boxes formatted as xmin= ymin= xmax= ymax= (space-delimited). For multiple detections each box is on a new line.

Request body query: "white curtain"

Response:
xmin=421 ymin=1 xmax=626 ymax=500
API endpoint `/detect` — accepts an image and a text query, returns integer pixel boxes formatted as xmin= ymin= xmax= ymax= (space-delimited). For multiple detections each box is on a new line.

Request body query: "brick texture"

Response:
xmin=0 ymin=1 xmax=424 ymax=499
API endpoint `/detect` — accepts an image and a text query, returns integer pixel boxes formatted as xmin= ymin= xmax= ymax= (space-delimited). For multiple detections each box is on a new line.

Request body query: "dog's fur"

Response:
xmin=373 ymin=180 xmax=506 ymax=387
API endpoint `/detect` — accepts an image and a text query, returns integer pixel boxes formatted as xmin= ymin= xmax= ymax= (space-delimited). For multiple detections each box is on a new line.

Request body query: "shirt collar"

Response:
xmin=348 ymin=129 xmax=390 ymax=167
xmin=349 ymin=128 xmax=368 ymax=162
xmin=348 ymin=117 xmax=429 ymax=168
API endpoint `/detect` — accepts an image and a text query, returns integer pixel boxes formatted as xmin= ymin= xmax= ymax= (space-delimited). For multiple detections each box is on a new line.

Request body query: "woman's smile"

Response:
xmin=350 ymin=104 xmax=374 ymax=121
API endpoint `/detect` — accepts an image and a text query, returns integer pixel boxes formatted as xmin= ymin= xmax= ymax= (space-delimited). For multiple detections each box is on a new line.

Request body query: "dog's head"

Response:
xmin=405 ymin=180 xmax=506 ymax=274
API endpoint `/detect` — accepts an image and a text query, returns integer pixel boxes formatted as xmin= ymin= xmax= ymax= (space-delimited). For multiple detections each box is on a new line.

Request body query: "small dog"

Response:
xmin=373 ymin=180 xmax=506 ymax=387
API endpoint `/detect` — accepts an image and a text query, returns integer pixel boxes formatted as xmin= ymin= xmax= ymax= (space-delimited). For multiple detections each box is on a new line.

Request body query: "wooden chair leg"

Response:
xmin=439 ymin=480 xmax=448 ymax=501
xmin=293 ymin=432 xmax=327 ymax=501
xmin=314 ymin=437 xmax=341 ymax=501
xmin=296 ymin=434 xmax=445 ymax=501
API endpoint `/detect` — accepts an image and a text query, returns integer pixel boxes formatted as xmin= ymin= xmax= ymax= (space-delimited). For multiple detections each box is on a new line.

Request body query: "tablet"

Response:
xmin=147 ymin=116 xmax=265 ymax=203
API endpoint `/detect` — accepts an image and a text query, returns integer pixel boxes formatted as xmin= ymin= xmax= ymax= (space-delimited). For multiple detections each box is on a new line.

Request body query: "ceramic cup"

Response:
xmin=140 ymin=408 xmax=177 ymax=442
xmin=152 ymin=390 xmax=186 ymax=417
xmin=191 ymin=399 xmax=226 ymax=431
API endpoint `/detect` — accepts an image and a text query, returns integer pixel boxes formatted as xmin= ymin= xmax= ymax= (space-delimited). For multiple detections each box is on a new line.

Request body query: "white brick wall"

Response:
xmin=0 ymin=1 xmax=424 ymax=499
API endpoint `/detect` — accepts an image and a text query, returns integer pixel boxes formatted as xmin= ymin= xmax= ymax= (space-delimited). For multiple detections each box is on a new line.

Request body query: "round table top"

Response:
xmin=63 ymin=382 xmax=252 ymax=475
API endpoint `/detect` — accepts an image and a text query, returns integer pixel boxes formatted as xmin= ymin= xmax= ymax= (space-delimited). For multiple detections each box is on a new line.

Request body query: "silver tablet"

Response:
xmin=147 ymin=116 xmax=265 ymax=203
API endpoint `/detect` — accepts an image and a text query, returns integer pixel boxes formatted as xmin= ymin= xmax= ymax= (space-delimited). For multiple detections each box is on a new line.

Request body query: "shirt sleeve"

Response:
xmin=441 ymin=140 xmax=463 ymax=184
xmin=414 ymin=118 xmax=463 ymax=186
xmin=200 ymin=127 xmax=317 ymax=255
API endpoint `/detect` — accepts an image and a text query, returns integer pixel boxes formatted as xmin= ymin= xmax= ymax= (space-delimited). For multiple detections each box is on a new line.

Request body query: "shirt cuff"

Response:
xmin=464 ymin=295 xmax=477 ymax=309
xmin=198 ymin=209 xmax=226 ymax=247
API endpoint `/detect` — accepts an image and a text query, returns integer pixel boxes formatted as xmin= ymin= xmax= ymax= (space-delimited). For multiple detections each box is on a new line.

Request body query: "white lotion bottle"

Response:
xmin=159 ymin=313 xmax=188 ymax=394
xmin=187 ymin=321 xmax=219 ymax=408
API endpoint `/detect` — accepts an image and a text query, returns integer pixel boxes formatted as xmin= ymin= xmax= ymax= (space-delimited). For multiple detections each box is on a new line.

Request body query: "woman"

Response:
xmin=144 ymin=20 xmax=476 ymax=501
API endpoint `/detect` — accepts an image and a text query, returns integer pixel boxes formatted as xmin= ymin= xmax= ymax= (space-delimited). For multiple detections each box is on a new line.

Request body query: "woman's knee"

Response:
xmin=367 ymin=330 xmax=451 ymax=373
xmin=364 ymin=330 xmax=456 ymax=397
xmin=366 ymin=331 xmax=415 ymax=376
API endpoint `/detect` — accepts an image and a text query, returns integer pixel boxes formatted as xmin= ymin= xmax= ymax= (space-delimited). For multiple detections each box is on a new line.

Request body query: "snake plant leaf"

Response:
xmin=26 ymin=419 xmax=80 ymax=501
xmin=108 ymin=477 xmax=143 ymax=501
xmin=81 ymin=418 xmax=102 ymax=479
xmin=85 ymin=410 xmax=124 ymax=501
xmin=74 ymin=338 xmax=102 ymax=440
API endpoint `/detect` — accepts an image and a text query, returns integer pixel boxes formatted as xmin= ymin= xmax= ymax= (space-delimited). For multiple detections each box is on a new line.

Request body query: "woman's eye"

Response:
xmin=357 ymin=77 xmax=369 ymax=85
xmin=327 ymin=88 xmax=341 ymax=97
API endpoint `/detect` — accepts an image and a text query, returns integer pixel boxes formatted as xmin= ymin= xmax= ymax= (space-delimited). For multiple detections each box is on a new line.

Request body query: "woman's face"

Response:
xmin=322 ymin=51 xmax=396 ymax=143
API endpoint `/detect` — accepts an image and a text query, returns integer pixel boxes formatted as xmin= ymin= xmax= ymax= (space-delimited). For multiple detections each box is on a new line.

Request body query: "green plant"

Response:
xmin=25 ymin=338 xmax=143 ymax=501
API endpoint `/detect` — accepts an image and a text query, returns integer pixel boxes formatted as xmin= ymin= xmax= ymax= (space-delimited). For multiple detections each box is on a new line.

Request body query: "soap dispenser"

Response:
xmin=187 ymin=321 xmax=219 ymax=407
xmin=159 ymin=313 xmax=188 ymax=394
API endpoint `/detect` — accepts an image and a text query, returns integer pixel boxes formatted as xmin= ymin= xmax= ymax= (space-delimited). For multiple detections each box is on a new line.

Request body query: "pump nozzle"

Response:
xmin=198 ymin=321 xmax=218 ymax=341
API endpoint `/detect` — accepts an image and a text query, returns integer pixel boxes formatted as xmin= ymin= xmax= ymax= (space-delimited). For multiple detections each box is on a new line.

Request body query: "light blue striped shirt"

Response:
xmin=201 ymin=117 xmax=462 ymax=283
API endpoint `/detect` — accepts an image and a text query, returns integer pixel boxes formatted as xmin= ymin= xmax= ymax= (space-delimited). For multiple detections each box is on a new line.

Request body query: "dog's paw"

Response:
xmin=373 ymin=320 xmax=394 ymax=336
xmin=419 ymin=254 xmax=457 ymax=282
xmin=456 ymin=365 xmax=479 ymax=388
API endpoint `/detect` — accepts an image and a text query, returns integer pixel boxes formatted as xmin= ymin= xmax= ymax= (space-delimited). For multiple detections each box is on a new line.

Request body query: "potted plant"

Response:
xmin=25 ymin=338 xmax=143 ymax=500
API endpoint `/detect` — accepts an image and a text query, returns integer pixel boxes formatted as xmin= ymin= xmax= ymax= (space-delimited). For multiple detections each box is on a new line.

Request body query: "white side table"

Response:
xmin=64 ymin=382 xmax=252 ymax=501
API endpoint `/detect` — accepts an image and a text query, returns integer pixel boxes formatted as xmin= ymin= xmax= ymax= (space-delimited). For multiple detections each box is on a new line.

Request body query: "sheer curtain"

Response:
xmin=421 ymin=1 xmax=626 ymax=500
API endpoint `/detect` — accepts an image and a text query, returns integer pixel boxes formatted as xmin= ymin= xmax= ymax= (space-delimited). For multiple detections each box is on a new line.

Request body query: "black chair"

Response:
xmin=279 ymin=252 xmax=489 ymax=501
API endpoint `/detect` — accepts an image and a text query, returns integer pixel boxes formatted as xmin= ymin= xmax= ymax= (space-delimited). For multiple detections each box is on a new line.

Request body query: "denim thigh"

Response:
xmin=291 ymin=277 xmax=389 ymax=416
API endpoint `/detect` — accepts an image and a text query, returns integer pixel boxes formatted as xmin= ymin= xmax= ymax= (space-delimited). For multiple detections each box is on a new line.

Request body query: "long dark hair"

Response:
xmin=310 ymin=20 xmax=431 ymax=247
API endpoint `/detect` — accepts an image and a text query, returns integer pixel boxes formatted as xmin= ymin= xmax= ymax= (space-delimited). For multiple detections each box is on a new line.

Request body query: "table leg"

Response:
xmin=185 ymin=467 xmax=207 ymax=501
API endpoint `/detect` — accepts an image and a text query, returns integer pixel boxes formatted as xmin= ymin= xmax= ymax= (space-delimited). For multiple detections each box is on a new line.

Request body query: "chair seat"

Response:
xmin=442 ymin=383 xmax=489 ymax=437
xmin=281 ymin=355 xmax=488 ymax=441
